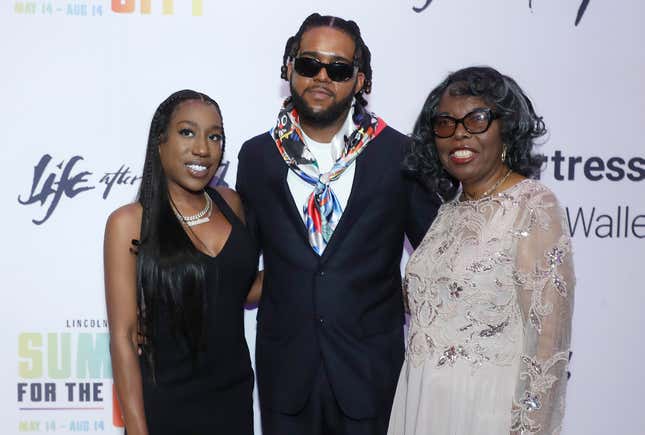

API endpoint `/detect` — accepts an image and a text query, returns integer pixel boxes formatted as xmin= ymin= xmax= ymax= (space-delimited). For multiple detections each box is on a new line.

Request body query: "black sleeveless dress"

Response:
xmin=138 ymin=189 xmax=258 ymax=434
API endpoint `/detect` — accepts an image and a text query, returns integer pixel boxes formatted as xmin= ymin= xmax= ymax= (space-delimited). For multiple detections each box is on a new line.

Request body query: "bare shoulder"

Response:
xmin=215 ymin=186 xmax=245 ymax=223
xmin=105 ymin=202 xmax=142 ymax=242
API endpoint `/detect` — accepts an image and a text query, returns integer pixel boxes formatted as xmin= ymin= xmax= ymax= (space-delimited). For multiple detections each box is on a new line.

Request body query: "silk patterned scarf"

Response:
xmin=272 ymin=100 xmax=386 ymax=255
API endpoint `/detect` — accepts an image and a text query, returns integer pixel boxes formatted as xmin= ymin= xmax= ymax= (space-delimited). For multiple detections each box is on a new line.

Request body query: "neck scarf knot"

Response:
xmin=272 ymin=100 xmax=386 ymax=255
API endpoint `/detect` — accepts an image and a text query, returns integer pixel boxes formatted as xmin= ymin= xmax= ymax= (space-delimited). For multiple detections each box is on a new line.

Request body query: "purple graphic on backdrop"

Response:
xmin=18 ymin=154 xmax=139 ymax=225
xmin=413 ymin=0 xmax=591 ymax=26
xmin=208 ymin=160 xmax=230 ymax=188
xmin=412 ymin=0 xmax=434 ymax=13
xmin=19 ymin=154 xmax=230 ymax=225
xmin=99 ymin=165 xmax=142 ymax=199
xmin=18 ymin=155 xmax=94 ymax=225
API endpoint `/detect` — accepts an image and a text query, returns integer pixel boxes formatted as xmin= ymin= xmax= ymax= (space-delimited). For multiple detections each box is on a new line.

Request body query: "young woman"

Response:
xmin=104 ymin=90 xmax=259 ymax=434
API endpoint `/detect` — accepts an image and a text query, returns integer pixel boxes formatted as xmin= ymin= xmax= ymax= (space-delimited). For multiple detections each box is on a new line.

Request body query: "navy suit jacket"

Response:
xmin=236 ymin=126 xmax=439 ymax=419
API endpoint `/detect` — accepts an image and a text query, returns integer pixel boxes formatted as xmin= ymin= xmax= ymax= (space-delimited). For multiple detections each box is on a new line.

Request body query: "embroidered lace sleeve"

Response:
xmin=511 ymin=188 xmax=575 ymax=434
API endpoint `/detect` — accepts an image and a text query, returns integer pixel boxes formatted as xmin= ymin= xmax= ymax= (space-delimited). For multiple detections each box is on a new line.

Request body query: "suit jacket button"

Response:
xmin=318 ymin=270 xmax=325 ymax=276
xmin=318 ymin=316 xmax=325 ymax=325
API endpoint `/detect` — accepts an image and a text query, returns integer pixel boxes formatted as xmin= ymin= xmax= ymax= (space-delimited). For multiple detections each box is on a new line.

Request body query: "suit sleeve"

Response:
xmin=402 ymin=139 xmax=441 ymax=248
xmin=236 ymin=142 xmax=261 ymax=243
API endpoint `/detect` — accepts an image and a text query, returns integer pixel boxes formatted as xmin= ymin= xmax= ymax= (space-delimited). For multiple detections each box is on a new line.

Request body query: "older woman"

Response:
xmin=388 ymin=67 xmax=574 ymax=435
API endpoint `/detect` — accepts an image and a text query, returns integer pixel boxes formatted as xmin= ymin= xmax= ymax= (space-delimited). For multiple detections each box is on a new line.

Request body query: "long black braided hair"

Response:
xmin=280 ymin=13 xmax=373 ymax=107
xmin=135 ymin=89 xmax=225 ymax=379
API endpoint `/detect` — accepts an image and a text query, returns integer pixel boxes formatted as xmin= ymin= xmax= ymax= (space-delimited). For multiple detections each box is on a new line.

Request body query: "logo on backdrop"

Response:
xmin=18 ymin=154 xmax=230 ymax=225
xmin=540 ymin=151 xmax=645 ymax=182
xmin=17 ymin=320 xmax=112 ymax=432
xmin=412 ymin=0 xmax=591 ymax=26
xmin=18 ymin=154 xmax=140 ymax=225
xmin=14 ymin=0 xmax=204 ymax=17
xmin=538 ymin=151 xmax=645 ymax=240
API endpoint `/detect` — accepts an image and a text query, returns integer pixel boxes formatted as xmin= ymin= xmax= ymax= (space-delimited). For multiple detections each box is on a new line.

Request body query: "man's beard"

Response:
xmin=290 ymin=80 xmax=355 ymax=128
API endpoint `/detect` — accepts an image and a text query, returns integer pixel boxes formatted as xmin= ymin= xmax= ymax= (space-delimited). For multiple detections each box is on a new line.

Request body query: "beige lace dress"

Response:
xmin=387 ymin=179 xmax=574 ymax=435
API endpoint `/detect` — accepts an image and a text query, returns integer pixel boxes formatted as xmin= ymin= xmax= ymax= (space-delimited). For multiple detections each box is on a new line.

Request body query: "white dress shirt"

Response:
xmin=286 ymin=106 xmax=356 ymax=224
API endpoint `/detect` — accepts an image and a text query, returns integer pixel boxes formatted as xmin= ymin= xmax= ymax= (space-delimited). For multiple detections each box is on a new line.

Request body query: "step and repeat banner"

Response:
xmin=1 ymin=1 xmax=643 ymax=434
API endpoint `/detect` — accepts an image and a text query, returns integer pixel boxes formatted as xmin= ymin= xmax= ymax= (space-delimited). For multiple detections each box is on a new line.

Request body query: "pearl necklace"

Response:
xmin=463 ymin=169 xmax=513 ymax=201
xmin=173 ymin=191 xmax=212 ymax=227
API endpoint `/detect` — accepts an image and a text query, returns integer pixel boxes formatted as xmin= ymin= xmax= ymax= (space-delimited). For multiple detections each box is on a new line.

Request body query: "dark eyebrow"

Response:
xmin=298 ymin=50 xmax=353 ymax=64
xmin=177 ymin=120 xmax=223 ymax=131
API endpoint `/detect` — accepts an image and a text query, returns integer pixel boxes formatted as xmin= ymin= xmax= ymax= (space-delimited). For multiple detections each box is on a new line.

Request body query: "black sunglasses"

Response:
xmin=431 ymin=108 xmax=499 ymax=138
xmin=293 ymin=57 xmax=356 ymax=82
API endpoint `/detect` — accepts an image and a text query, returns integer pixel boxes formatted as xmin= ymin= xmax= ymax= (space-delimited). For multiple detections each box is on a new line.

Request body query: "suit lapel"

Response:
xmin=264 ymin=138 xmax=311 ymax=245
xmin=321 ymin=140 xmax=384 ymax=263
xmin=279 ymin=169 xmax=310 ymax=243
xmin=268 ymin=129 xmax=387 ymax=261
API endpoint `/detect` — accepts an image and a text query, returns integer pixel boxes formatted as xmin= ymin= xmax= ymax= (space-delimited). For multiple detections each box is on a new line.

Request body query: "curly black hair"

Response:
xmin=405 ymin=66 xmax=546 ymax=201
xmin=280 ymin=13 xmax=373 ymax=107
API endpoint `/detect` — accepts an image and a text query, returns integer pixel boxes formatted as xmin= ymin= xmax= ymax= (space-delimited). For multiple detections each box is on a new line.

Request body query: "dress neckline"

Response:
xmin=193 ymin=188 xmax=237 ymax=260
xmin=455 ymin=178 xmax=532 ymax=205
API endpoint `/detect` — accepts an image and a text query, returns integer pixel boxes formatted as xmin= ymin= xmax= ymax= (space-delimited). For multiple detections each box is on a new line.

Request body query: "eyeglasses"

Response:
xmin=293 ymin=57 xmax=356 ymax=82
xmin=431 ymin=108 xmax=498 ymax=138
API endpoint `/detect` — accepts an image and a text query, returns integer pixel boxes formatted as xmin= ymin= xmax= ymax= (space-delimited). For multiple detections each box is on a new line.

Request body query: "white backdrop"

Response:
xmin=2 ymin=1 xmax=644 ymax=434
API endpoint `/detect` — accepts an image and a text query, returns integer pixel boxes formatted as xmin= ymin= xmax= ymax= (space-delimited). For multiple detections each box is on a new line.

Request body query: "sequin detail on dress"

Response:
xmin=388 ymin=179 xmax=575 ymax=435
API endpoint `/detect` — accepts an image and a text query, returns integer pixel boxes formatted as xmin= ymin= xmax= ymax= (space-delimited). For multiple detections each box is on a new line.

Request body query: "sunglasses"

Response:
xmin=293 ymin=57 xmax=357 ymax=82
xmin=431 ymin=108 xmax=499 ymax=138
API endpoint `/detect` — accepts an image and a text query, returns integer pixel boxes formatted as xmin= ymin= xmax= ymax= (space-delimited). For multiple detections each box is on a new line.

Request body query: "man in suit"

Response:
xmin=236 ymin=13 xmax=439 ymax=435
